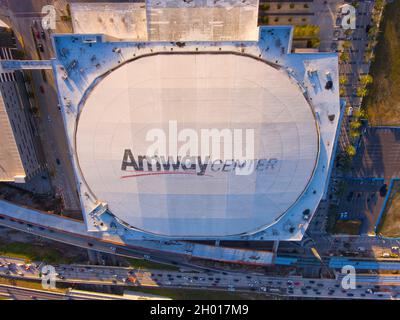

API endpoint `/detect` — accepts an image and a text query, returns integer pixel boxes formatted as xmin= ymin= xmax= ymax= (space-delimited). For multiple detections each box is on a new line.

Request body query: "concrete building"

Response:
xmin=0 ymin=27 xmax=40 ymax=183
xmin=70 ymin=0 xmax=259 ymax=41
xmin=46 ymin=0 xmax=342 ymax=242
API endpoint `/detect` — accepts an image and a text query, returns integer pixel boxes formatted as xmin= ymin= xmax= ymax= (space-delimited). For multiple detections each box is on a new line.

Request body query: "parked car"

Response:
xmin=37 ymin=43 xmax=44 ymax=52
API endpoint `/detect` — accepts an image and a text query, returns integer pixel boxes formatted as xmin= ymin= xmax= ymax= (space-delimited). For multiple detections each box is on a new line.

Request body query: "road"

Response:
xmin=0 ymin=283 xmax=152 ymax=300
xmin=3 ymin=200 xmax=400 ymax=290
xmin=0 ymin=213 xmax=214 ymax=274
xmin=0 ymin=256 xmax=166 ymax=300
xmin=0 ymin=255 xmax=398 ymax=300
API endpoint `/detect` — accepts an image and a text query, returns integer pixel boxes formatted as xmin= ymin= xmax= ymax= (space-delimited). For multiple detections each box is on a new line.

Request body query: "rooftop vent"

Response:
xmin=325 ymin=80 xmax=333 ymax=90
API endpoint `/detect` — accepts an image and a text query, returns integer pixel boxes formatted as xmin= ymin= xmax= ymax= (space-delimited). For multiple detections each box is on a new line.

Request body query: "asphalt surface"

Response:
xmin=353 ymin=127 xmax=400 ymax=179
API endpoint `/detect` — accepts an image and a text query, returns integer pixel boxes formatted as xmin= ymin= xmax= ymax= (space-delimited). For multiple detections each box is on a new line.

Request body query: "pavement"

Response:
xmin=311 ymin=0 xmax=340 ymax=52
xmin=312 ymin=0 xmax=375 ymax=147
xmin=353 ymin=127 xmax=400 ymax=179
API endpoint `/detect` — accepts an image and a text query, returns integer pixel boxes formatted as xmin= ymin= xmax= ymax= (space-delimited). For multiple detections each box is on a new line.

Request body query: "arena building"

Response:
xmin=50 ymin=1 xmax=341 ymax=241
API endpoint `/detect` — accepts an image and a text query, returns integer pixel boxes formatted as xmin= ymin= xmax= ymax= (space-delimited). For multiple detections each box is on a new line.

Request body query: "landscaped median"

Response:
xmin=363 ymin=1 xmax=400 ymax=126
xmin=0 ymin=240 xmax=72 ymax=264
xmin=376 ymin=179 xmax=400 ymax=238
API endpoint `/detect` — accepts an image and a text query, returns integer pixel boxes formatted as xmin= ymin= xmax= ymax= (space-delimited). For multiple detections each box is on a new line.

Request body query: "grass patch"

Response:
xmin=364 ymin=2 xmax=400 ymax=125
xmin=377 ymin=180 xmax=400 ymax=237
xmin=326 ymin=204 xmax=362 ymax=235
xmin=128 ymin=286 xmax=272 ymax=300
xmin=293 ymin=25 xmax=320 ymax=38
xmin=0 ymin=276 xmax=67 ymax=293
xmin=333 ymin=220 xmax=362 ymax=235
xmin=292 ymin=25 xmax=320 ymax=48
xmin=125 ymin=258 xmax=180 ymax=271
xmin=0 ymin=240 xmax=74 ymax=264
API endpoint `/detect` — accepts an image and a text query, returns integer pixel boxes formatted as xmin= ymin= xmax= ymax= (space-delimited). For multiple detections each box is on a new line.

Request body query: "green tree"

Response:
xmin=339 ymin=76 xmax=348 ymax=85
xmin=346 ymin=145 xmax=357 ymax=157
xmin=344 ymin=29 xmax=353 ymax=36
xmin=374 ymin=0 xmax=384 ymax=11
xmin=360 ymin=74 xmax=373 ymax=86
xmin=293 ymin=25 xmax=320 ymax=38
xmin=342 ymin=41 xmax=352 ymax=50
xmin=364 ymin=51 xmax=375 ymax=63
xmin=340 ymin=52 xmax=350 ymax=62
xmin=261 ymin=16 xmax=269 ymax=24
xmin=350 ymin=120 xmax=362 ymax=130
xmin=261 ymin=3 xmax=270 ymax=10
xmin=368 ymin=26 xmax=379 ymax=37
xmin=353 ymin=108 xmax=366 ymax=119
xmin=350 ymin=130 xmax=361 ymax=139
xmin=356 ymin=87 xmax=368 ymax=97
xmin=309 ymin=38 xmax=320 ymax=48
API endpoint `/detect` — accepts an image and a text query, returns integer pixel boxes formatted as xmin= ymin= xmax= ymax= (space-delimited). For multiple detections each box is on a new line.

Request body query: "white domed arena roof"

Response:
xmin=76 ymin=53 xmax=319 ymax=237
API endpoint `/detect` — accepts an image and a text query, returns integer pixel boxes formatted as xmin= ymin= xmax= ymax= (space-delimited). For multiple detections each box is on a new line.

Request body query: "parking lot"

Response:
xmin=334 ymin=128 xmax=400 ymax=237
xmin=335 ymin=178 xmax=387 ymax=234
xmin=352 ymin=127 xmax=400 ymax=179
